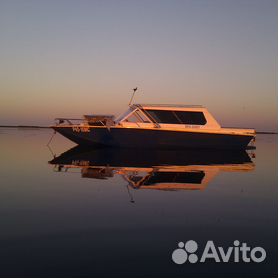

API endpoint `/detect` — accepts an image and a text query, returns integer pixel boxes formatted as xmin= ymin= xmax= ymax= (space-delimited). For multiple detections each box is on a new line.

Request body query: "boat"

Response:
xmin=51 ymin=103 xmax=256 ymax=149
xmin=49 ymin=146 xmax=255 ymax=191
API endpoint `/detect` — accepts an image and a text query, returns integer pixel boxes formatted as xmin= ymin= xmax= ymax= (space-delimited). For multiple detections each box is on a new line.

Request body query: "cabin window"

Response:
xmin=175 ymin=111 xmax=207 ymax=125
xmin=136 ymin=110 xmax=151 ymax=123
xmin=145 ymin=110 xmax=180 ymax=124
xmin=124 ymin=113 xmax=140 ymax=123
xmin=124 ymin=109 xmax=151 ymax=123
xmin=144 ymin=171 xmax=205 ymax=185
xmin=145 ymin=110 xmax=207 ymax=125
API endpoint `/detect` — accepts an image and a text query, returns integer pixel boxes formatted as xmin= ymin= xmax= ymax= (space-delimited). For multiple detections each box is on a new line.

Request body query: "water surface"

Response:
xmin=0 ymin=128 xmax=277 ymax=277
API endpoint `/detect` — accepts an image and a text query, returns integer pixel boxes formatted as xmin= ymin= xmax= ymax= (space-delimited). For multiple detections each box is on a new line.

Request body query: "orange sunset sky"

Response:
xmin=0 ymin=0 xmax=277 ymax=131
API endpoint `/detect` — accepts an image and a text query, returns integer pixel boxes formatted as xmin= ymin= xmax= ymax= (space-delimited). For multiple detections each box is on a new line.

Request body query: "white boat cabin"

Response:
xmin=115 ymin=104 xmax=221 ymax=130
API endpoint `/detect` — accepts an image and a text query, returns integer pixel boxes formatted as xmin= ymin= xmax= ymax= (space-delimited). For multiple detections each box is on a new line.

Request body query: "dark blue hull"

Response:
xmin=53 ymin=126 xmax=254 ymax=150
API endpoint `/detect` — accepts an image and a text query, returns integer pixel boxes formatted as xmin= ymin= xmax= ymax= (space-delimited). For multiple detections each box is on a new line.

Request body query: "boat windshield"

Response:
xmin=121 ymin=109 xmax=151 ymax=123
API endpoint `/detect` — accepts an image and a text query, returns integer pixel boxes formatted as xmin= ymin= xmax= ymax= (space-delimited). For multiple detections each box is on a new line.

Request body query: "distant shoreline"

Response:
xmin=0 ymin=125 xmax=50 ymax=129
xmin=0 ymin=125 xmax=277 ymax=134
xmin=256 ymin=131 xmax=277 ymax=134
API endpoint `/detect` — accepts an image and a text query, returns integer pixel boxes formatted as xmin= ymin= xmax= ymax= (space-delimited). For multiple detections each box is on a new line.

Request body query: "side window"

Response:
xmin=175 ymin=111 xmax=207 ymax=125
xmin=124 ymin=110 xmax=151 ymax=123
xmin=141 ymin=109 xmax=207 ymax=125
xmin=124 ymin=113 xmax=140 ymax=123
xmin=145 ymin=110 xmax=180 ymax=124
xmin=136 ymin=110 xmax=150 ymax=123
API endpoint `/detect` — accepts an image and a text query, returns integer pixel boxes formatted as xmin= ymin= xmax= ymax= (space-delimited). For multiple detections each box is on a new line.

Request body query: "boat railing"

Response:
xmin=83 ymin=115 xmax=115 ymax=127
xmin=55 ymin=115 xmax=115 ymax=127
xmin=55 ymin=118 xmax=84 ymax=125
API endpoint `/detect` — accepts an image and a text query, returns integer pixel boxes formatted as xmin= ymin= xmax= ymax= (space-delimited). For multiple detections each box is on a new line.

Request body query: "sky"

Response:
xmin=0 ymin=0 xmax=277 ymax=131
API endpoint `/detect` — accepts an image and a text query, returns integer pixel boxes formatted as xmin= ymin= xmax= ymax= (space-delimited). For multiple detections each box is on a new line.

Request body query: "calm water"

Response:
xmin=0 ymin=128 xmax=277 ymax=277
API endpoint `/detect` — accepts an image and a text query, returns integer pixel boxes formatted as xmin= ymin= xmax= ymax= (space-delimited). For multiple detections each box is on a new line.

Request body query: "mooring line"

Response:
xmin=46 ymin=130 xmax=56 ymax=146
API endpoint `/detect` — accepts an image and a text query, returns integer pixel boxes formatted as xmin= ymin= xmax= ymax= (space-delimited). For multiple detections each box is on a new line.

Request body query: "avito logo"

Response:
xmin=172 ymin=240 xmax=266 ymax=264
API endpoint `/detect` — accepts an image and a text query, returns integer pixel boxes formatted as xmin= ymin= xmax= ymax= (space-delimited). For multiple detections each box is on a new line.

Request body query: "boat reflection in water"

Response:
xmin=49 ymin=147 xmax=255 ymax=191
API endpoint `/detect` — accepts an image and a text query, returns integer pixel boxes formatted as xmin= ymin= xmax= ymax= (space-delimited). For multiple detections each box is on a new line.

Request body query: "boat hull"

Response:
xmin=53 ymin=126 xmax=254 ymax=150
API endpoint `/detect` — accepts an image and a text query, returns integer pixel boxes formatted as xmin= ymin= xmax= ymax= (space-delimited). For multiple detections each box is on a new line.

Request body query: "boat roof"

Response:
xmin=132 ymin=103 xmax=204 ymax=110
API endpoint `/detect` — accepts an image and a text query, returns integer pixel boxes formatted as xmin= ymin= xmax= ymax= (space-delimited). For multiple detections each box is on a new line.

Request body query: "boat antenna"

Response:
xmin=128 ymin=87 xmax=138 ymax=106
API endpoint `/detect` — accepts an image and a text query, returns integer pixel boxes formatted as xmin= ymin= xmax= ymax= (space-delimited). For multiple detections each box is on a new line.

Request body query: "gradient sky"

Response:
xmin=0 ymin=0 xmax=277 ymax=131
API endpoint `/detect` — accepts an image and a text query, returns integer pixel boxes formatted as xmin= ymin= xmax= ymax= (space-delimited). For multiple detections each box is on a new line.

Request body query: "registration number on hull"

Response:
xmin=72 ymin=126 xmax=90 ymax=133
